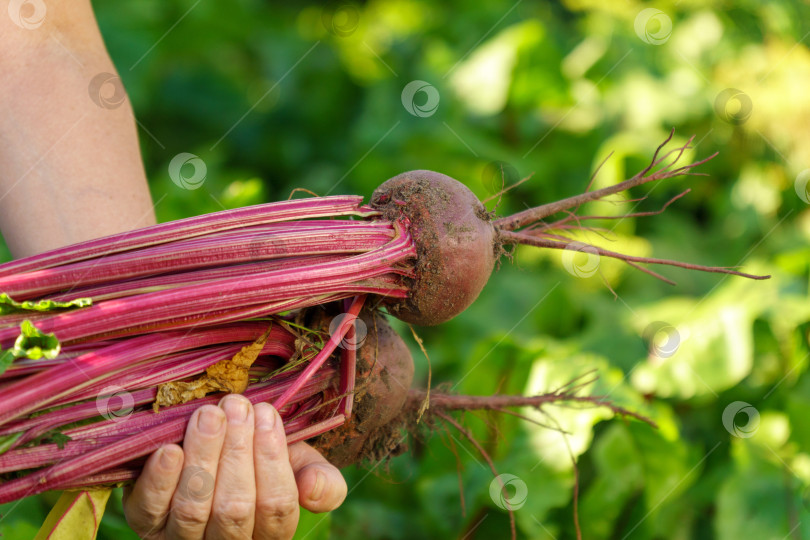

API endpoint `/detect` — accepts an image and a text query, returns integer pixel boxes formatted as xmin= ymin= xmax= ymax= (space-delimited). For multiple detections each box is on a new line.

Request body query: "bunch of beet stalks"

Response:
xmin=0 ymin=134 xmax=768 ymax=506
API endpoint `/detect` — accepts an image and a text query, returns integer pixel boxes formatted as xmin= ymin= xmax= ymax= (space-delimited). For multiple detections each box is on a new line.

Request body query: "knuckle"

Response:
xmin=211 ymin=498 xmax=254 ymax=529
xmin=170 ymin=502 xmax=210 ymax=530
xmin=130 ymin=502 xmax=168 ymax=528
xmin=256 ymin=491 xmax=299 ymax=524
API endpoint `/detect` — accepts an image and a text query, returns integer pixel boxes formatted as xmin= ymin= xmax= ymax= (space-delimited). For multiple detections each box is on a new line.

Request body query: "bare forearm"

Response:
xmin=0 ymin=0 xmax=155 ymax=258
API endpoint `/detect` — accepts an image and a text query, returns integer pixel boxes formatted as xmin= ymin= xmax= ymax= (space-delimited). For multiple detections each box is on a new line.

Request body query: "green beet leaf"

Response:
xmin=0 ymin=293 xmax=91 ymax=315
xmin=0 ymin=320 xmax=61 ymax=376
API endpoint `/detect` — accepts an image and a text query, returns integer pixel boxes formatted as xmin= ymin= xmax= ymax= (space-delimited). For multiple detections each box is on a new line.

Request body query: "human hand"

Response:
xmin=123 ymin=394 xmax=347 ymax=539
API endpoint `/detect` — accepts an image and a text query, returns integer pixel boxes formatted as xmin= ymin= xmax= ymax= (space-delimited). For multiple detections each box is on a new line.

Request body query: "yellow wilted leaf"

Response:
xmin=35 ymin=489 xmax=112 ymax=540
xmin=153 ymin=326 xmax=272 ymax=411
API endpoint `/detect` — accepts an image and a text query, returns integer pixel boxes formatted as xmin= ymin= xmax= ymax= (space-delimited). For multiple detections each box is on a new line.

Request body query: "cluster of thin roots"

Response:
xmin=494 ymin=130 xmax=770 ymax=289
xmin=373 ymin=371 xmax=654 ymax=540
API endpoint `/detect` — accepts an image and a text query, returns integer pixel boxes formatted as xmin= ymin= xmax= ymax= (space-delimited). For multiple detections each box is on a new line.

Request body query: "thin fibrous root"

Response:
xmin=434 ymin=410 xmax=517 ymax=540
xmin=494 ymin=130 xmax=712 ymax=231
xmin=408 ymin=389 xmax=656 ymax=428
xmin=500 ymin=231 xmax=770 ymax=282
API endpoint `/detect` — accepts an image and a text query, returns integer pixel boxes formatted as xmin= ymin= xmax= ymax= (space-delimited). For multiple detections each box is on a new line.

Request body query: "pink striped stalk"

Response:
xmin=0 ymin=387 xmax=160 ymax=442
xmin=0 ymin=196 xmax=377 ymax=277
xmin=273 ymin=294 xmax=366 ymax=411
xmin=0 ymin=323 xmax=291 ymax=426
xmin=339 ymin=297 xmax=358 ymax=417
xmin=0 ymin=223 xmax=394 ymax=300
xmin=0 ymin=374 xmax=344 ymax=502
xmin=61 ymin=368 xmax=334 ymax=442
xmin=44 ymin=345 xmax=278 ymax=408
xmin=0 ymin=232 xmax=414 ymax=348
xmin=57 ymin=467 xmax=143 ymax=490
xmin=0 ymin=368 xmax=335 ymax=472
xmin=73 ymin=280 xmax=406 ymax=343
xmin=44 ymin=255 xmax=350 ymax=303
xmin=3 ymin=350 xmax=311 ymax=448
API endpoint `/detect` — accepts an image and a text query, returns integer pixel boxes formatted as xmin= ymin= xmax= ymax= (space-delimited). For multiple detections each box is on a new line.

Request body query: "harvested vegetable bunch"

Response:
xmin=0 ymin=133 xmax=768 ymax=505
xmin=0 ymin=298 xmax=375 ymax=502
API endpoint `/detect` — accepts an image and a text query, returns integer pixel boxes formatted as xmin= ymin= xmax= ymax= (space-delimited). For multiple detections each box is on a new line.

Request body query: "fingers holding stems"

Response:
xmin=122 ymin=397 xmax=348 ymax=539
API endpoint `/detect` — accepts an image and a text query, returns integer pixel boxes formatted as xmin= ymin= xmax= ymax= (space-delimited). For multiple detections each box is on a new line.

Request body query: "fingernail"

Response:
xmin=159 ymin=446 xmax=180 ymax=469
xmin=198 ymin=407 xmax=224 ymax=435
xmin=310 ymin=470 xmax=326 ymax=501
xmin=222 ymin=395 xmax=250 ymax=423
xmin=256 ymin=403 xmax=277 ymax=431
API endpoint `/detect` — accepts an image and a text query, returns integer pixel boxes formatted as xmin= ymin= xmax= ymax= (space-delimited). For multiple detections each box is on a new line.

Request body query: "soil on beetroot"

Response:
xmin=313 ymin=308 xmax=415 ymax=467
xmin=371 ymin=170 xmax=496 ymax=326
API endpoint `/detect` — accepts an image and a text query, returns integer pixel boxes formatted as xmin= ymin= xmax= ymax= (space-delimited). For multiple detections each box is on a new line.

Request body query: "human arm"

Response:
xmin=0 ymin=3 xmax=348 ymax=538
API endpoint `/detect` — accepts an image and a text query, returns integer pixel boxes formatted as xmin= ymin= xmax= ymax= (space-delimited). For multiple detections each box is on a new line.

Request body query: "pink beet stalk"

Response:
xmin=0 ymin=368 xmax=342 ymax=502
xmin=0 ymin=196 xmax=377 ymax=277
xmin=0 ymin=323 xmax=290 ymax=426
xmin=0 ymin=231 xmax=414 ymax=347
xmin=0 ymin=223 xmax=394 ymax=299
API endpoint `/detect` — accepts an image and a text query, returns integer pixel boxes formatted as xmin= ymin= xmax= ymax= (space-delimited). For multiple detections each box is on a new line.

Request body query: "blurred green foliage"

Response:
xmin=1 ymin=0 xmax=810 ymax=538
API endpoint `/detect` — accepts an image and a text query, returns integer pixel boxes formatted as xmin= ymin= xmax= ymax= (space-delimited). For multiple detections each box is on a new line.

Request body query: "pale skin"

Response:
xmin=0 ymin=2 xmax=346 ymax=538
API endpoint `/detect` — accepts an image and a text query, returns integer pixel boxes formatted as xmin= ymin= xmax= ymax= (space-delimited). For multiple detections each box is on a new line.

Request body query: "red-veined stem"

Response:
xmin=0 ymin=196 xmax=378 ymax=277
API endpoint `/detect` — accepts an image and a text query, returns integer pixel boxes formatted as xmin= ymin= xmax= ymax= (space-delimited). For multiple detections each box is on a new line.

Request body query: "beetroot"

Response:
xmin=372 ymin=171 xmax=496 ymax=326
xmin=313 ymin=309 xmax=415 ymax=467
xmin=372 ymin=137 xmax=768 ymax=325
